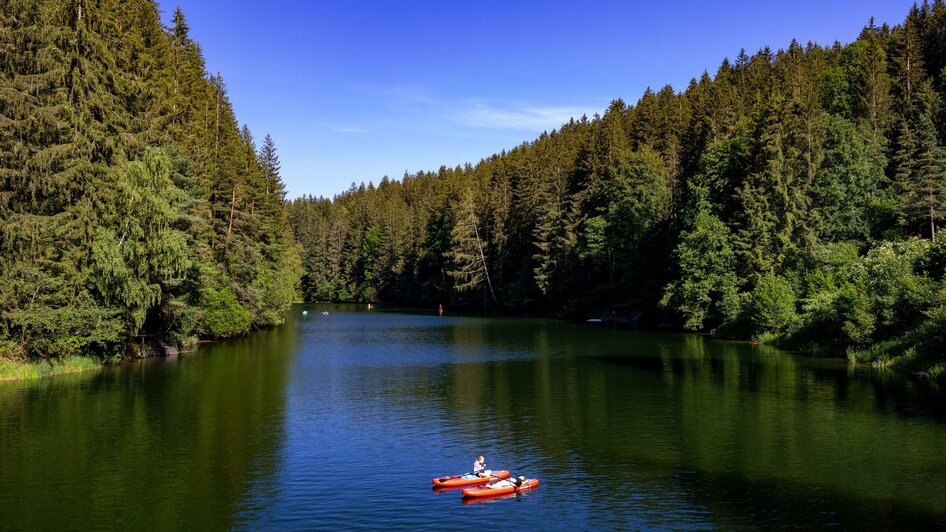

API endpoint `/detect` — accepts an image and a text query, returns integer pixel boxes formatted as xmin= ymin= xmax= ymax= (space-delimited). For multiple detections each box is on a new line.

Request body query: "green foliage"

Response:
xmin=917 ymin=303 xmax=946 ymax=354
xmin=793 ymin=239 xmax=941 ymax=351
xmin=797 ymin=275 xmax=875 ymax=348
xmin=0 ymin=356 xmax=101 ymax=381
xmin=661 ymin=211 xmax=740 ymax=330
xmin=748 ymin=274 xmax=798 ymax=336
xmin=446 ymin=189 xmax=497 ymax=304
xmin=605 ymin=147 xmax=669 ymax=245
xmin=578 ymin=216 xmax=608 ymax=264
xmin=90 ymin=148 xmax=194 ymax=332
xmin=894 ymin=109 xmax=946 ymax=239
xmin=285 ymin=6 xmax=946 ymax=378
xmin=251 ymin=244 xmax=303 ymax=325
xmin=685 ymin=135 xmax=750 ymax=219
xmin=9 ymin=298 xmax=126 ymax=358
xmin=0 ymin=2 xmax=300 ymax=365
xmin=812 ymin=116 xmax=887 ymax=241
xmin=8 ymin=0 xmax=944 ymax=377
xmin=862 ymin=239 xmax=938 ymax=333
xmin=197 ymin=285 xmax=253 ymax=339
xmin=820 ymin=65 xmax=853 ymax=118
xmin=357 ymin=225 xmax=383 ymax=302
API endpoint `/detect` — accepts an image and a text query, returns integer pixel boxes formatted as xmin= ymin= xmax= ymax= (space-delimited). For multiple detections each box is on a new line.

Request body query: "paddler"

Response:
xmin=473 ymin=455 xmax=488 ymax=477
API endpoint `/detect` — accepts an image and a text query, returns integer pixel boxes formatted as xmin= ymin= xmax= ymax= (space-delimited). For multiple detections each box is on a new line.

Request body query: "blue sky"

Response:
xmin=158 ymin=0 xmax=916 ymax=199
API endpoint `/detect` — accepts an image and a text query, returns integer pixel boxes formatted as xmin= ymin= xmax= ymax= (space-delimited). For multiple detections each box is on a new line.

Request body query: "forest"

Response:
xmin=2 ymin=1 xmax=945 ymax=377
xmin=0 ymin=0 xmax=300 ymax=367
xmin=288 ymin=3 xmax=946 ymax=374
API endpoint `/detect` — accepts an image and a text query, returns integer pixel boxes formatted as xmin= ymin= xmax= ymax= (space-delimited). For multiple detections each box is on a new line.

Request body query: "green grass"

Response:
xmin=0 ymin=356 xmax=102 ymax=381
xmin=755 ymin=332 xmax=781 ymax=345
xmin=847 ymin=332 xmax=946 ymax=381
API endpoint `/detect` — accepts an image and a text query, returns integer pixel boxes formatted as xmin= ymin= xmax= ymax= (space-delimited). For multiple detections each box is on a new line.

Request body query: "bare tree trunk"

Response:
xmin=469 ymin=205 xmax=498 ymax=306
xmin=228 ymin=183 xmax=237 ymax=237
xmin=929 ymin=190 xmax=936 ymax=240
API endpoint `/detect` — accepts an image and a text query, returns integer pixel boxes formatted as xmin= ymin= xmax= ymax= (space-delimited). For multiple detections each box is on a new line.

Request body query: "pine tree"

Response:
xmin=891 ymin=13 xmax=927 ymax=111
xmin=896 ymin=109 xmax=946 ymax=238
xmin=259 ymin=134 xmax=286 ymax=201
xmin=735 ymin=90 xmax=819 ymax=279
xmin=812 ymin=115 xmax=887 ymax=241
xmin=855 ymin=19 xmax=892 ymax=132
xmin=532 ymin=181 xmax=570 ymax=296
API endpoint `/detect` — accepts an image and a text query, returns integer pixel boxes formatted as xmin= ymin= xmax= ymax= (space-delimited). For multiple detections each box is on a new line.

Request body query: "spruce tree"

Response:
xmin=896 ymin=110 xmax=946 ymax=238
xmin=259 ymin=134 xmax=286 ymax=201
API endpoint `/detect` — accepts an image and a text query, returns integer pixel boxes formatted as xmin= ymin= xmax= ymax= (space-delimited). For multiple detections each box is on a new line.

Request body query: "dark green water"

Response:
xmin=1 ymin=305 xmax=945 ymax=529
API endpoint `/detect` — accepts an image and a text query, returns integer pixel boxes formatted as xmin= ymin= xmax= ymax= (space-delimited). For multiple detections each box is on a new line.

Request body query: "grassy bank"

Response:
xmin=849 ymin=340 xmax=946 ymax=379
xmin=0 ymin=356 xmax=102 ymax=382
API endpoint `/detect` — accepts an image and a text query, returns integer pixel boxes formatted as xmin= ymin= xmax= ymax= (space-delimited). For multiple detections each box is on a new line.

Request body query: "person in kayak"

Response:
xmin=489 ymin=475 xmax=526 ymax=489
xmin=473 ymin=456 xmax=488 ymax=477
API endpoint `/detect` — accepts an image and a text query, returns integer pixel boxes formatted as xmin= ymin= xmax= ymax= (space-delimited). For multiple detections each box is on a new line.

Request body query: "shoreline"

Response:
xmin=2 ymin=307 xmax=938 ymax=383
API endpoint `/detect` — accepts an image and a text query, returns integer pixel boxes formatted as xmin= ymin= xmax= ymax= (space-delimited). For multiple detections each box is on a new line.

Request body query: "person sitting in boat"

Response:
xmin=473 ymin=455 xmax=489 ymax=477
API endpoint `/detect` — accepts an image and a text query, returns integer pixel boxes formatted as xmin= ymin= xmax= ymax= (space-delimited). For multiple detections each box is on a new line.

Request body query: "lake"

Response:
xmin=1 ymin=305 xmax=945 ymax=529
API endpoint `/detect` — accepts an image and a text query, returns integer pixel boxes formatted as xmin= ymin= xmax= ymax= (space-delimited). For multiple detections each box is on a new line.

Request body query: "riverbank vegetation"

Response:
xmin=0 ymin=1 xmax=300 ymax=367
xmin=0 ymin=354 xmax=100 ymax=381
xmin=288 ymin=4 xmax=946 ymax=373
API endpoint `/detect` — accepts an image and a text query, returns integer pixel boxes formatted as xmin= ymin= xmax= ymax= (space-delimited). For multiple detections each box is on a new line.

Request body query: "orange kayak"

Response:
xmin=432 ymin=470 xmax=510 ymax=488
xmin=461 ymin=478 xmax=539 ymax=498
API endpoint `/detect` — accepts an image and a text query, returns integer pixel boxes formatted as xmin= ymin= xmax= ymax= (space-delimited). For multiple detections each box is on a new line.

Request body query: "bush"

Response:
xmin=916 ymin=304 xmax=946 ymax=357
xmin=197 ymin=286 xmax=253 ymax=338
xmin=748 ymin=274 xmax=798 ymax=336
xmin=9 ymin=299 xmax=125 ymax=358
xmin=862 ymin=239 xmax=937 ymax=335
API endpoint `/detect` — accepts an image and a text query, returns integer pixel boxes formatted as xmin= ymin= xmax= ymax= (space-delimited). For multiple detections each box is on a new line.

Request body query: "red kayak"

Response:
xmin=432 ymin=470 xmax=510 ymax=488
xmin=461 ymin=478 xmax=539 ymax=498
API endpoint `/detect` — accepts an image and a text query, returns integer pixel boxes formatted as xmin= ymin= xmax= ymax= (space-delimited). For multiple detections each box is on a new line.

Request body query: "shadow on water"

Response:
xmin=0 ymin=323 xmax=297 ymax=529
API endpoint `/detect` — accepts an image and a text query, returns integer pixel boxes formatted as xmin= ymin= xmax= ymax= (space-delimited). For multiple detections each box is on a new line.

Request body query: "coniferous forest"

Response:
xmin=2 ymin=1 xmax=946 ymax=377
xmin=0 ymin=1 xmax=300 ymax=365
xmin=289 ymin=4 xmax=946 ymax=374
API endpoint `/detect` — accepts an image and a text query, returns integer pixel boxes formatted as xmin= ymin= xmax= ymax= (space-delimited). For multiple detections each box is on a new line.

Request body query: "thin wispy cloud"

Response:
xmin=349 ymin=83 xmax=435 ymax=105
xmin=456 ymin=101 xmax=600 ymax=131
xmin=320 ymin=121 xmax=370 ymax=134
xmin=333 ymin=125 xmax=368 ymax=134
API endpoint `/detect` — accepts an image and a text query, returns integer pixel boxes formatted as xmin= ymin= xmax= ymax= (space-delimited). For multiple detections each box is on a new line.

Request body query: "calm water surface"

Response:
xmin=2 ymin=305 xmax=946 ymax=530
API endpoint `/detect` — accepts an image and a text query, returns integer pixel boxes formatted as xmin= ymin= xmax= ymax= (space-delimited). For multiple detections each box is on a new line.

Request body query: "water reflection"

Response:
xmin=0 ymin=324 xmax=295 ymax=529
xmin=425 ymin=321 xmax=946 ymax=527
xmin=1 ymin=306 xmax=945 ymax=529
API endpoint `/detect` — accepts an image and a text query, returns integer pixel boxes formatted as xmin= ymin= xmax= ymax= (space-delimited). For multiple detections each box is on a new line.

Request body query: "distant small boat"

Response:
xmin=321 ymin=311 xmax=329 ymax=316
xmin=301 ymin=310 xmax=308 ymax=316
xmin=586 ymin=318 xmax=604 ymax=323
